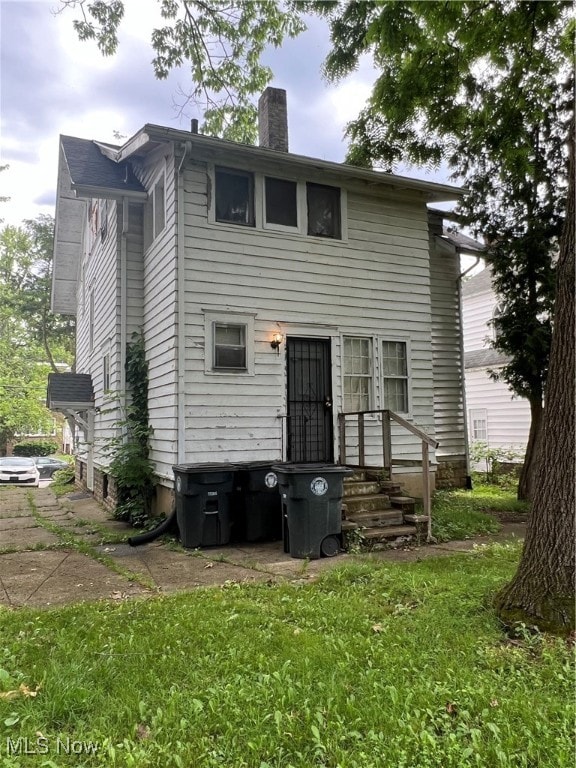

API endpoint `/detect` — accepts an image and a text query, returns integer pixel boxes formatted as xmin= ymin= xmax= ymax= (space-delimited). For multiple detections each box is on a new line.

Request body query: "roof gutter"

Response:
xmin=71 ymin=184 xmax=148 ymax=202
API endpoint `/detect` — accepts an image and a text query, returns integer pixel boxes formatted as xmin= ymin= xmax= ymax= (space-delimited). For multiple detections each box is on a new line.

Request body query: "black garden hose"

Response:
xmin=128 ymin=510 xmax=179 ymax=546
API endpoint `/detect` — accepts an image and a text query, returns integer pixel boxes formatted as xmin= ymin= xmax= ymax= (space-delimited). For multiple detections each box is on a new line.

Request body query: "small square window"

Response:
xmin=215 ymin=167 xmax=254 ymax=226
xmin=307 ymin=182 xmax=341 ymax=238
xmin=213 ymin=323 xmax=247 ymax=370
xmin=265 ymin=177 xmax=298 ymax=227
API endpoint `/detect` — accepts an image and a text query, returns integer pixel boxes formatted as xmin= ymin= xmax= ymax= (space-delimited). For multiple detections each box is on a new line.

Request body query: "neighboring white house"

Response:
xmin=48 ymin=88 xmax=470 ymax=513
xmin=461 ymin=266 xmax=531 ymax=458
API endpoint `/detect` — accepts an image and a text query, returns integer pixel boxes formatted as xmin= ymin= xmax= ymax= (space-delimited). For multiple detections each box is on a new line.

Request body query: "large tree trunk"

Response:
xmin=517 ymin=396 xmax=543 ymax=501
xmin=494 ymin=123 xmax=575 ymax=635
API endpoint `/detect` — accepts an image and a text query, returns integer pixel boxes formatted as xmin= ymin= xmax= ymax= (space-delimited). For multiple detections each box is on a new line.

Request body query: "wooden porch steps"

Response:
xmin=341 ymin=468 xmax=425 ymax=550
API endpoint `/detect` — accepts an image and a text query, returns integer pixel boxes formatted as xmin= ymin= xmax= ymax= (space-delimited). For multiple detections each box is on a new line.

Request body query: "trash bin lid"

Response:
xmin=272 ymin=463 xmax=353 ymax=475
xmin=173 ymin=462 xmax=239 ymax=473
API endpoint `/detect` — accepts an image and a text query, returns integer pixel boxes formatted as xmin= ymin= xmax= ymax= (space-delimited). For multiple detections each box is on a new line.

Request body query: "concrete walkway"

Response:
xmin=0 ymin=486 xmax=526 ymax=609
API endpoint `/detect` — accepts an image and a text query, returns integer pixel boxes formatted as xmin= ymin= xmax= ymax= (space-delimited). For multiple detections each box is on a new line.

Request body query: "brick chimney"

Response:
xmin=258 ymin=87 xmax=288 ymax=152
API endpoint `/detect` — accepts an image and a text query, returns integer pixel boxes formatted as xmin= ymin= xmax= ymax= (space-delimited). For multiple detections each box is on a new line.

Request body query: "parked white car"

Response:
xmin=0 ymin=457 xmax=40 ymax=487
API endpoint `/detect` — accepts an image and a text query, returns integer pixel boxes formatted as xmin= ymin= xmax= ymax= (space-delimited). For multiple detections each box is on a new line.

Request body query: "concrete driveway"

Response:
xmin=0 ymin=486 xmax=526 ymax=609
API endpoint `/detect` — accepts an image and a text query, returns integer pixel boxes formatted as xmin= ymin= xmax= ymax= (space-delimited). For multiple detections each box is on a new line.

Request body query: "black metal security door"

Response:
xmin=286 ymin=337 xmax=333 ymax=463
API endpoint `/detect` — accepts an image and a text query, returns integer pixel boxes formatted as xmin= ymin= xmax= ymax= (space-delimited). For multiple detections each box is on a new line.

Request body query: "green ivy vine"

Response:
xmin=107 ymin=331 xmax=155 ymax=527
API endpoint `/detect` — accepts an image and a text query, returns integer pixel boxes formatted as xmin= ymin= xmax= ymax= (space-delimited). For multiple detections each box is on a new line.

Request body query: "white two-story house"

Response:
xmin=48 ymin=88 xmax=469 ymax=514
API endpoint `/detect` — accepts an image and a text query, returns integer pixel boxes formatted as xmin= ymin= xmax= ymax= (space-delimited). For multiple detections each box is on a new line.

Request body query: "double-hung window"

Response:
xmin=213 ymin=323 xmax=247 ymax=370
xmin=343 ymin=337 xmax=372 ymax=412
xmin=469 ymin=409 xmax=488 ymax=441
xmin=382 ymin=340 xmax=409 ymax=413
xmin=215 ymin=167 xmax=255 ymax=226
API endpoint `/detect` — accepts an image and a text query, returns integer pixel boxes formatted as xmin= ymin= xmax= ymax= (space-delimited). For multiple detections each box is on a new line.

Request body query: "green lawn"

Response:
xmin=430 ymin=485 xmax=529 ymax=542
xmin=0 ymin=543 xmax=572 ymax=768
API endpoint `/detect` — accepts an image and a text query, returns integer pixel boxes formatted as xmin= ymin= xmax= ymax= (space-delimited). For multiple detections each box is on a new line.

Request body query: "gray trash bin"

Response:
xmin=272 ymin=463 xmax=353 ymax=559
xmin=173 ymin=463 xmax=237 ymax=548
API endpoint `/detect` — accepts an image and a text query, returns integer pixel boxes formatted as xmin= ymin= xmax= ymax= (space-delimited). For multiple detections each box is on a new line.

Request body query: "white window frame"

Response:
xmin=208 ymin=164 xmax=347 ymax=241
xmin=88 ymin=288 xmax=95 ymax=353
xmin=469 ymin=408 xmax=488 ymax=441
xmin=204 ymin=310 xmax=255 ymax=376
xmin=212 ymin=166 xmax=256 ymax=227
xmin=342 ymin=336 xmax=374 ymax=413
xmin=103 ymin=353 xmax=111 ymax=392
xmin=144 ymin=169 xmax=166 ymax=250
xmin=380 ymin=337 xmax=412 ymax=415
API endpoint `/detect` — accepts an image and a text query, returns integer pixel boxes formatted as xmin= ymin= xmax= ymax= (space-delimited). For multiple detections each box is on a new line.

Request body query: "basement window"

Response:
xmin=307 ymin=182 xmax=341 ymax=238
xmin=215 ymin=167 xmax=255 ymax=226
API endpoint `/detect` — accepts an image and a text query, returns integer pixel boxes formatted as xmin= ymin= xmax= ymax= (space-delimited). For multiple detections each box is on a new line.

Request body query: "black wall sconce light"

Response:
xmin=270 ymin=332 xmax=284 ymax=353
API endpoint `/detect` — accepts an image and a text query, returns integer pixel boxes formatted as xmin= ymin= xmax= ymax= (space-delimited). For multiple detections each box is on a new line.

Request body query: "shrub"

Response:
xmin=13 ymin=440 xmax=59 ymax=457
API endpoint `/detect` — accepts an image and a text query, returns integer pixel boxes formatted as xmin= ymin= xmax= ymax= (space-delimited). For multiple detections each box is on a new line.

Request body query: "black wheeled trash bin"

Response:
xmin=173 ymin=463 xmax=237 ymax=548
xmin=272 ymin=464 xmax=353 ymax=559
xmin=235 ymin=462 xmax=282 ymax=542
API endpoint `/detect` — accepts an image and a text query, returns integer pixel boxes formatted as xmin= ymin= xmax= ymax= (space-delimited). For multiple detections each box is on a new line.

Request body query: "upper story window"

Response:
xmin=307 ymin=182 xmax=341 ymax=239
xmin=382 ymin=340 xmax=409 ymax=413
xmin=343 ymin=337 xmax=372 ymax=412
xmin=265 ymin=177 xmax=297 ymax=228
xmin=211 ymin=165 xmax=346 ymax=240
xmin=215 ymin=167 xmax=254 ymax=226
xmin=144 ymin=172 xmax=166 ymax=250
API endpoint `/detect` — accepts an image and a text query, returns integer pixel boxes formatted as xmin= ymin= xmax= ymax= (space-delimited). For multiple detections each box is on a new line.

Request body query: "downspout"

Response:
xmin=120 ymin=199 xmax=129 ymax=407
xmin=457 ymin=255 xmax=481 ymax=489
xmin=176 ymin=142 xmax=192 ymax=464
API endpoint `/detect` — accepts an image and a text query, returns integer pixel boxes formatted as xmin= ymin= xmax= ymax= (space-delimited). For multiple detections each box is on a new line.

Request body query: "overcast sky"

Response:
xmin=1 ymin=0 xmax=451 ymax=228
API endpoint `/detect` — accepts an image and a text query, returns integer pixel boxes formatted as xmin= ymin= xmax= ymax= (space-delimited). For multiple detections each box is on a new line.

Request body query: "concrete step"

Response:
xmin=344 ymin=494 xmax=391 ymax=514
xmin=342 ymin=480 xmax=381 ymax=497
xmin=390 ymin=496 xmax=416 ymax=513
xmin=346 ymin=509 xmax=404 ymax=527
xmin=345 ymin=470 xmax=366 ymax=482
xmin=361 ymin=524 xmax=418 ymax=541
xmin=380 ymin=481 xmax=403 ymax=495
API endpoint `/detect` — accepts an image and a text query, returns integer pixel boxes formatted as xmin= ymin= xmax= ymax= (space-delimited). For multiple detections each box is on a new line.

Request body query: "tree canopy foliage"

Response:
xmin=315 ymin=0 xmax=573 ymax=500
xmin=0 ymin=216 xmax=75 ymax=452
xmin=59 ymin=0 xmax=305 ymax=141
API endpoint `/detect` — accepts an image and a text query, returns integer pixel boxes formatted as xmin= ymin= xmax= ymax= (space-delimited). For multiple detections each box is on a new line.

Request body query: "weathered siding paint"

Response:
xmin=75 ymin=199 xmax=122 ymax=470
xmin=180 ymin=158 xmax=438 ymax=469
xmin=132 ymin=146 xmax=179 ymax=481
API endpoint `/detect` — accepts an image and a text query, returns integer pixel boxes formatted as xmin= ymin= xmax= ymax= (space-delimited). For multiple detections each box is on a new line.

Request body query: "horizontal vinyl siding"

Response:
xmin=76 ymin=201 xmax=121 ymax=469
xmin=182 ymin=162 xmax=436 ymax=466
xmin=462 ymin=289 xmax=496 ymax=352
xmin=135 ymin=150 xmax=178 ymax=481
xmin=430 ymin=240 xmax=466 ymax=460
xmin=465 ymin=368 xmax=530 ymax=450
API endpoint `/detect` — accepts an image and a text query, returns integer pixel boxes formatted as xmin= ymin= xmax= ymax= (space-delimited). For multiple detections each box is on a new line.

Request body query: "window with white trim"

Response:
xmin=204 ymin=311 xmax=255 ymax=375
xmin=213 ymin=323 xmax=247 ymax=370
xmin=215 ymin=167 xmax=255 ymax=226
xmin=264 ymin=176 xmax=298 ymax=228
xmin=88 ymin=289 xmax=95 ymax=353
xmin=103 ymin=354 xmax=111 ymax=391
xmin=469 ymin=409 xmax=488 ymax=441
xmin=307 ymin=182 xmax=341 ymax=238
xmin=144 ymin=172 xmax=166 ymax=249
xmin=343 ymin=337 xmax=372 ymax=412
xmin=382 ymin=340 xmax=409 ymax=413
